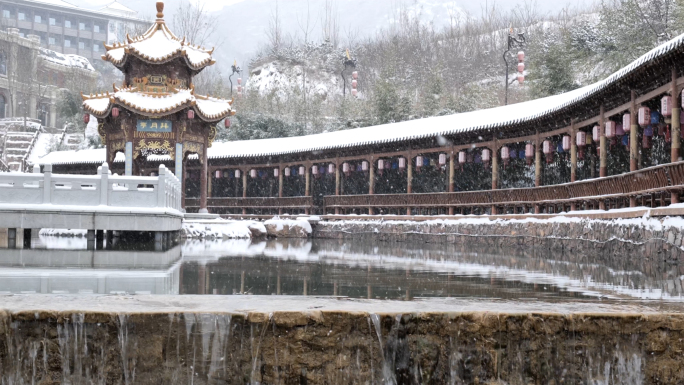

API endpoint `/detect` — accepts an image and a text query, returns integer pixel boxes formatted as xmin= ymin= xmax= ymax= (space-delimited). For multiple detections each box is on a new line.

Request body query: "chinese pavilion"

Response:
xmin=81 ymin=2 xmax=234 ymax=213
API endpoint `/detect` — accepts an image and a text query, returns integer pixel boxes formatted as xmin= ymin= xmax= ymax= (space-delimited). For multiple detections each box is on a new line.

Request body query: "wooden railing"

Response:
xmin=324 ymin=161 xmax=684 ymax=214
xmin=187 ymin=162 xmax=684 ymax=216
xmin=185 ymin=196 xmax=314 ymax=214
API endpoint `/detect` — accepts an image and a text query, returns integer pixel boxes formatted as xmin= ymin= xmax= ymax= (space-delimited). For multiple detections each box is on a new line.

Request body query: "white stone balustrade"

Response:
xmin=0 ymin=163 xmax=181 ymax=211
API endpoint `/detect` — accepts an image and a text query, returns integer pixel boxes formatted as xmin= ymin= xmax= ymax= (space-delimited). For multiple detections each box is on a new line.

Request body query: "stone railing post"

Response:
xmin=157 ymin=165 xmax=167 ymax=208
xmin=99 ymin=163 xmax=109 ymax=206
xmin=42 ymin=164 xmax=52 ymax=204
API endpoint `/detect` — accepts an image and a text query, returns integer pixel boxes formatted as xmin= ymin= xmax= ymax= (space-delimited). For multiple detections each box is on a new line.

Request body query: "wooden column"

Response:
xmin=570 ymin=121 xmax=577 ymax=183
xmin=335 ymin=162 xmax=340 ymax=215
xmin=448 ymin=150 xmax=455 ymax=216
xmin=407 ymin=154 xmax=413 ymax=216
xmin=491 ymin=142 xmax=498 ymax=215
xmin=599 ymin=104 xmax=607 ymax=178
xmin=181 ymin=159 xmax=186 ymax=209
xmin=305 ymin=165 xmax=311 ymax=215
xmin=242 ymin=170 xmax=247 ymax=215
xmin=368 ymin=158 xmax=375 ymax=215
xmin=672 ymin=67 xmax=680 ymax=205
xmin=630 ymin=90 xmax=639 ymax=172
xmin=278 ymin=165 xmax=284 ymax=215
xmin=199 ymin=150 xmax=208 ymax=213
xmin=535 ymin=133 xmax=542 ymax=188
xmin=534 ymin=134 xmax=541 ymax=214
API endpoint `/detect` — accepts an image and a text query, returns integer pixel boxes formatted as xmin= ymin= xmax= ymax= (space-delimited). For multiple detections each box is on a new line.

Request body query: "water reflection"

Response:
xmin=0 ymin=235 xmax=682 ymax=301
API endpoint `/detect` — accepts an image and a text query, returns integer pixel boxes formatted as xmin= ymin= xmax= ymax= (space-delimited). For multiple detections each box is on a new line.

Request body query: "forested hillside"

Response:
xmin=219 ymin=0 xmax=684 ymax=142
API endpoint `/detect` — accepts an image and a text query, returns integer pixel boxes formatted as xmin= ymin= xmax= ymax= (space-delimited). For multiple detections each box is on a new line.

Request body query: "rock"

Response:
xmin=248 ymin=222 xmax=267 ymax=239
xmin=264 ymin=219 xmax=312 ymax=238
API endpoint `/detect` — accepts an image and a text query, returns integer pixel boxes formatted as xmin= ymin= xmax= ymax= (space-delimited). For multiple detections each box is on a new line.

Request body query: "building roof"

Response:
xmin=39 ymin=48 xmax=96 ymax=72
xmin=102 ymin=5 xmax=215 ymax=71
xmin=99 ymin=1 xmax=136 ymax=16
xmin=82 ymin=86 xmax=234 ymax=121
xmin=26 ymin=0 xmax=78 ymax=9
xmin=49 ymin=28 xmax=684 ymax=166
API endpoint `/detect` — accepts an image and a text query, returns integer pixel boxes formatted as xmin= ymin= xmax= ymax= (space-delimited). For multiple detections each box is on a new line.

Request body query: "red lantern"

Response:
xmin=398 ymin=158 xmax=406 ymax=170
xmin=592 ymin=125 xmax=600 ymax=142
xmin=605 ymin=121 xmax=616 ymax=139
xmin=517 ymin=51 xmax=525 ymax=62
xmin=543 ymin=140 xmax=553 ymax=164
xmin=188 ymin=110 xmax=195 ymax=120
xmin=299 ymin=166 xmax=305 ymax=176
xmin=416 ymin=156 xmax=423 ymax=170
xmin=284 ymin=167 xmax=291 ymax=177
xmin=362 ymin=161 xmax=369 ymax=172
xmin=343 ymin=162 xmax=350 ymax=175
xmin=622 ymin=114 xmax=631 ymax=132
xmin=237 ymin=78 xmax=242 ymax=85
xmin=83 ymin=114 xmax=90 ymax=124
xmin=662 ymin=96 xmax=673 ymax=117
xmin=500 ymin=146 xmax=509 ymax=167
xmin=250 ymin=169 xmax=257 ymax=178
xmin=439 ymin=153 xmax=447 ymax=166
xmin=235 ymin=170 xmax=241 ymax=178
xmin=638 ymin=107 xmax=650 ymax=125
xmin=352 ymin=89 xmax=358 ymax=97
xmin=482 ymin=149 xmax=491 ymax=166
xmin=351 ymin=80 xmax=358 ymax=89
xmin=274 ymin=168 xmax=279 ymax=177
xmin=237 ymin=86 xmax=243 ymax=92
xmin=224 ymin=119 xmax=231 ymax=128
xmin=517 ymin=75 xmax=524 ymax=84
xmin=111 ymin=107 xmax=119 ymax=118
xmin=562 ymin=135 xmax=571 ymax=151
xmin=517 ymin=63 xmax=525 ymax=73
xmin=458 ymin=151 xmax=466 ymax=164
xmin=352 ymin=71 xmax=358 ymax=80
xmin=215 ymin=170 xmax=221 ymax=179
xmin=576 ymin=132 xmax=586 ymax=160
xmin=312 ymin=165 xmax=319 ymax=176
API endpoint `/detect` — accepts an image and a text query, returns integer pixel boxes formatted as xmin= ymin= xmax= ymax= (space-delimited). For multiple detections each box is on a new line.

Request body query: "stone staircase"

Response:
xmin=0 ymin=118 xmax=43 ymax=172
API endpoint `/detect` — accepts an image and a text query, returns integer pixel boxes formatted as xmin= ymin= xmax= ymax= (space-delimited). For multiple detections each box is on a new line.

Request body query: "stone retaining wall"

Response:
xmin=1 ymin=305 xmax=684 ymax=384
xmin=314 ymin=218 xmax=684 ymax=263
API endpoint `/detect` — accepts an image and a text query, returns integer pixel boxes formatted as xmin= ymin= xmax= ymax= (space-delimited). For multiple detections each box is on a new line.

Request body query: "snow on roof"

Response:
xmin=99 ymin=1 xmax=136 ymax=14
xmin=40 ymin=48 xmax=95 ymax=72
xmin=82 ymin=88 xmax=234 ymax=121
xmin=26 ymin=0 xmax=78 ymax=9
xmin=102 ymin=15 xmax=215 ymax=70
xmin=38 ymin=148 xmax=111 ymax=165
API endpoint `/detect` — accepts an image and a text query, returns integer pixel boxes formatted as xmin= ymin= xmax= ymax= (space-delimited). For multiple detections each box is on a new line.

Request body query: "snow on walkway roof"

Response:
xmin=40 ymin=48 xmax=95 ymax=72
xmin=46 ymin=29 xmax=684 ymax=165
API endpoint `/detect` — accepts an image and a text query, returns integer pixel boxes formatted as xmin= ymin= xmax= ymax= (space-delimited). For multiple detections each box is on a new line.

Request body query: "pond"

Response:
xmin=0 ymin=232 xmax=681 ymax=302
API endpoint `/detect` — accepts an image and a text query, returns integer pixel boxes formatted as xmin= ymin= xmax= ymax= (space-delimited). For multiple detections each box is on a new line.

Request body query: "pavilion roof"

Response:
xmin=101 ymin=4 xmax=215 ymax=72
xmin=82 ymin=86 xmax=234 ymax=122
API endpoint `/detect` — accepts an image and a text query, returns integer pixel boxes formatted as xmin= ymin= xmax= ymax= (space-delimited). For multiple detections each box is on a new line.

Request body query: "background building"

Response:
xmin=0 ymin=0 xmax=146 ymax=61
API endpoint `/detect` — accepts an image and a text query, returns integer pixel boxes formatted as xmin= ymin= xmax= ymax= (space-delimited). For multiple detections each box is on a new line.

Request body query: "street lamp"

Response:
xmin=229 ymin=61 xmax=242 ymax=98
xmin=503 ymin=26 xmax=526 ymax=105
xmin=341 ymin=49 xmax=357 ymax=97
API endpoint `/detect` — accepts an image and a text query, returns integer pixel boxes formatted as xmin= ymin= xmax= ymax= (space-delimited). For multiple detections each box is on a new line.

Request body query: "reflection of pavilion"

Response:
xmin=0 ymin=246 xmax=181 ymax=295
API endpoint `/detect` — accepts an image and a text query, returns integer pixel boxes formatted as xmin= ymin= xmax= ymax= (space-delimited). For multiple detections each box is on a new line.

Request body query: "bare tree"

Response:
xmin=266 ymin=0 xmax=284 ymax=52
xmin=321 ymin=0 xmax=340 ymax=47
xmin=171 ymin=0 xmax=223 ymax=49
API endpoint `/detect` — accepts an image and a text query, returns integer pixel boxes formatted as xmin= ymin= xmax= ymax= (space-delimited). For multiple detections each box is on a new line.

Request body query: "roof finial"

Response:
xmin=156 ymin=2 xmax=164 ymax=19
